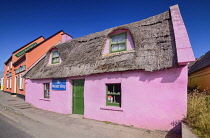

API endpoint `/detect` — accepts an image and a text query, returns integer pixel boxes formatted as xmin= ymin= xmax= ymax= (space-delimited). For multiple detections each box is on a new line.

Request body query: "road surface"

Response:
xmin=0 ymin=111 xmax=33 ymax=138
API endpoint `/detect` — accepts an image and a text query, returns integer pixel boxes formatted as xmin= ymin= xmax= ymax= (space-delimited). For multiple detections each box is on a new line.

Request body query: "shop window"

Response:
xmin=6 ymin=78 xmax=9 ymax=89
xmin=51 ymin=51 xmax=60 ymax=64
xmin=9 ymin=77 xmax=12 ymax=89
xmin=19 ymin=74 xmax=24 ymax=90
xmin=110 ymin=33 xmax=126 ymax=53
xmin=44 ymin=83 xmax=50 ymax=98
xmin=106 ymin=84 xmax=121 ymax=107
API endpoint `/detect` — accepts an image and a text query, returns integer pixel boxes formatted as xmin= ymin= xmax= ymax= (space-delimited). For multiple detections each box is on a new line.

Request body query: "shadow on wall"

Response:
xmin=165 ymin=122 xmax=182 ymax=138
xmin=86 ymin=66 xmax=183 ymax=84
xmin=139 ymin=67 xmax=183 ymax=83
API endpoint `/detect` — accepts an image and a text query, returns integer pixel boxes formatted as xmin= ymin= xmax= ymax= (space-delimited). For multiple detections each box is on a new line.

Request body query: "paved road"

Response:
xmin=0 ymin=111 xmax=33 ymax=138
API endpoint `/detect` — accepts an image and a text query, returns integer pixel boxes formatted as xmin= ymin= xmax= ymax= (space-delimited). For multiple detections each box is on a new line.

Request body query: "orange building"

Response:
xmin=188 ymin=51 xmax=210 ymax=90
xmin=4 ymin=30 xmax=72 ymax=97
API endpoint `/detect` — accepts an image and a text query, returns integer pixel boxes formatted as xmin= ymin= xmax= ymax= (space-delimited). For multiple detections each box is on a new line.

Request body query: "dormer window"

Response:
xmin=110 ymin=33 xmax=126 ymax=53
xmin=51 ymin=51 xmax=60 ymax=64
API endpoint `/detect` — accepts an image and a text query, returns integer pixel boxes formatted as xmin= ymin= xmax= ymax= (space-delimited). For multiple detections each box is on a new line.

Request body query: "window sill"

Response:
xmin=102 ymin=49 xmax=135 ymax=57
xmin=47 ymin=63 xmax=61 ymax=66
xmin=39 ymin=98 xmax=50 ymax=101
xmin=100 ymin=106 xmax=124 ymax=112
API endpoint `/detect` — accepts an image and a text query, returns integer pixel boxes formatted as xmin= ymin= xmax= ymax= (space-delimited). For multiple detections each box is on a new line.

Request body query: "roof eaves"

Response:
xmin=26 ymin=30 xmax=64 ymax=53
xmin=188 ymin=50 xmax=210 ymax=74
xmin=13 ymin=55 xmax=26 ymax=67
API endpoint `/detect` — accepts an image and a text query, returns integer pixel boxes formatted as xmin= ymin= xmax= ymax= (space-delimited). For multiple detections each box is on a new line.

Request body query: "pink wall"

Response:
xmin=102 ymin=29 xmax=135 ymax=55
xmin=170 ymin=5 xmax=195 ymax=65
xmin=25 ymin=65 xmax=188 ymax=130
xmin=25 ymin=79 xmax=72 ymax=114
xmin=62 ymin=34 xmax=72 ymax=43
xmin=84 ymin=65 xmax=188 ymax=130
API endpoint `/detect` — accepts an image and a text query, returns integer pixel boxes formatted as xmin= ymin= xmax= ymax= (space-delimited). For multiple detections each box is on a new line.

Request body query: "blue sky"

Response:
xmin=0 ymin=0 xmax=209 ymax=71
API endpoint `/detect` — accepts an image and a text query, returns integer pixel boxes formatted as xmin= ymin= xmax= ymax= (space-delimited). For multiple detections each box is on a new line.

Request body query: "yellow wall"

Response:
xmin=0 ymin=86 xmax=3 ymax=90
xmin=188 ymin=65 xmax=210 ymax=90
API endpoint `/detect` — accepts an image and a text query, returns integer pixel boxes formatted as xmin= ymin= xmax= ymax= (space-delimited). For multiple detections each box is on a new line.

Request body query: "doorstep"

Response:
xmin=68 ymin=114 xmax=84 ymax=119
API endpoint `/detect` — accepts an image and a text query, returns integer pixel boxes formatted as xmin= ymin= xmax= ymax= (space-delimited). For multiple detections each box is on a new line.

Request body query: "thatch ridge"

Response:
xmin=25 ymin=11 xmax=178 ymax=79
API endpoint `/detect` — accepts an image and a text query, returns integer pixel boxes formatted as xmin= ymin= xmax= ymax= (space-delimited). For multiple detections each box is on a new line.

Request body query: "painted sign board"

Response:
xmin=15 ymin=42 xmax=38 ymax=58
xmin=52 ymin=79 xmax=66 ymax=90
xmin=15 ymin=65 xmax=26 ymax=74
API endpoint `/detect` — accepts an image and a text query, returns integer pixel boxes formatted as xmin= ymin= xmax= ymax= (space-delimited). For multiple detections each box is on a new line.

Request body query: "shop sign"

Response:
xmin=15 ymin=42 xmax=38 ymax=58
xmin=15 ymin=65 xmax=26 ymax=74
xmin=6 ymin=72 xmax=12 ymax=77
xmin=52 ymin=79 xmax=66 ymax=90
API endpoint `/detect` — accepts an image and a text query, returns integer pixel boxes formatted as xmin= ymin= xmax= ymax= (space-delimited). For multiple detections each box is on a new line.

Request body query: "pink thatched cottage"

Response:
xmin=23 ymin=5 xmax=195 ymax=130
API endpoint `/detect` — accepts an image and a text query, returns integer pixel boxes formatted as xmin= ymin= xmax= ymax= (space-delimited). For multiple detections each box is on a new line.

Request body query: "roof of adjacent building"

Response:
xmin=12 ymin=36 xmax=44 ymax=54
xmin=188 ymin=50 xmax=210 ymax=74
xmin=4 ymin=56 xmax=12 ymax=65
xmin=25 ymin=30 xmax=67 ymax=53
xmin=24 ymin=10 xmax=179 ymax=79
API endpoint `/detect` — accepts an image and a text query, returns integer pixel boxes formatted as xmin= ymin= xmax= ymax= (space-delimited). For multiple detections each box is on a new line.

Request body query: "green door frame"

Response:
xmin=72 ymin=79 xmax=85 ymax=115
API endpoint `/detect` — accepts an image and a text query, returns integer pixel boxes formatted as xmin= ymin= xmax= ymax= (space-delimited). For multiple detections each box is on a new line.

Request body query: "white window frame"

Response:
xmin=10 ymin=61 xmax=12 ymax=69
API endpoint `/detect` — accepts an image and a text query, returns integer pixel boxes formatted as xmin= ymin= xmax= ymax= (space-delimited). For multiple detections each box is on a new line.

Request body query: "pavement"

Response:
xmin=0 ymin=90 xmax=179 ymax=138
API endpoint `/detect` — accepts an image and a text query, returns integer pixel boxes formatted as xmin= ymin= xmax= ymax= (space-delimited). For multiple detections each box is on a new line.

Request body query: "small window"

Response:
xmin=106 ymin=84 xmax=121 ymax=107
xmin=51 ymin=51 xmax=60 ymax=64
xmin=110 ymin=33 xmax=126 ymax=53
xmin=44 ymin=83 xmax=50 ymax=98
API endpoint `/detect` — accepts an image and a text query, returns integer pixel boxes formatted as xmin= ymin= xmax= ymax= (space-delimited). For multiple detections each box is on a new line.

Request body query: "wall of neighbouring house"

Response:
xmin=188 ymin=65 xmax=210 ymax=90
xmin=25 ymin=65 xmax=188 ymax=130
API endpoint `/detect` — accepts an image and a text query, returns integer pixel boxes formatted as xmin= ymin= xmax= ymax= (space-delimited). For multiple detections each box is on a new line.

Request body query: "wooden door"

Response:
xmin=72 ymin=79 xmax=84 ymax=115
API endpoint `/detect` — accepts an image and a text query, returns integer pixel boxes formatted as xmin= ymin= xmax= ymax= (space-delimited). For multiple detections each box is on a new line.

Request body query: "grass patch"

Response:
xmin=104 ymin=121 xmax=111 ymax=124
xmin=184 ymin=88 xmax=210 ymax=138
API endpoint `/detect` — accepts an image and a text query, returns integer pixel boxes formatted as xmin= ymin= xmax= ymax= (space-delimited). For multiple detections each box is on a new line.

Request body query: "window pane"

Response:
xmin=52 ymin=57 xmax=59 ymax=63
xmin=118 ymin=34 xmax=126 ymax=43
xmin=111 ymin=36 xmax=118 ymax=44
xmin=119 ymin=44 xmax=126 ymax=50
xmin=112 ymin=44 xmax=119 ymax=51
xmin=44 ymin=83 xmax=50 ymax=98
xmin=53 ymin=51 xmax=59 ymax=58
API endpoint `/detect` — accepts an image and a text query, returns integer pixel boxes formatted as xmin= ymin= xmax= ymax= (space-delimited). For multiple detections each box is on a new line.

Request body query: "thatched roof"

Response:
xmin=189 ymin=51 xmax=210 ymax=74
xmin=24 ymin=10 xmax=178 ymax=79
